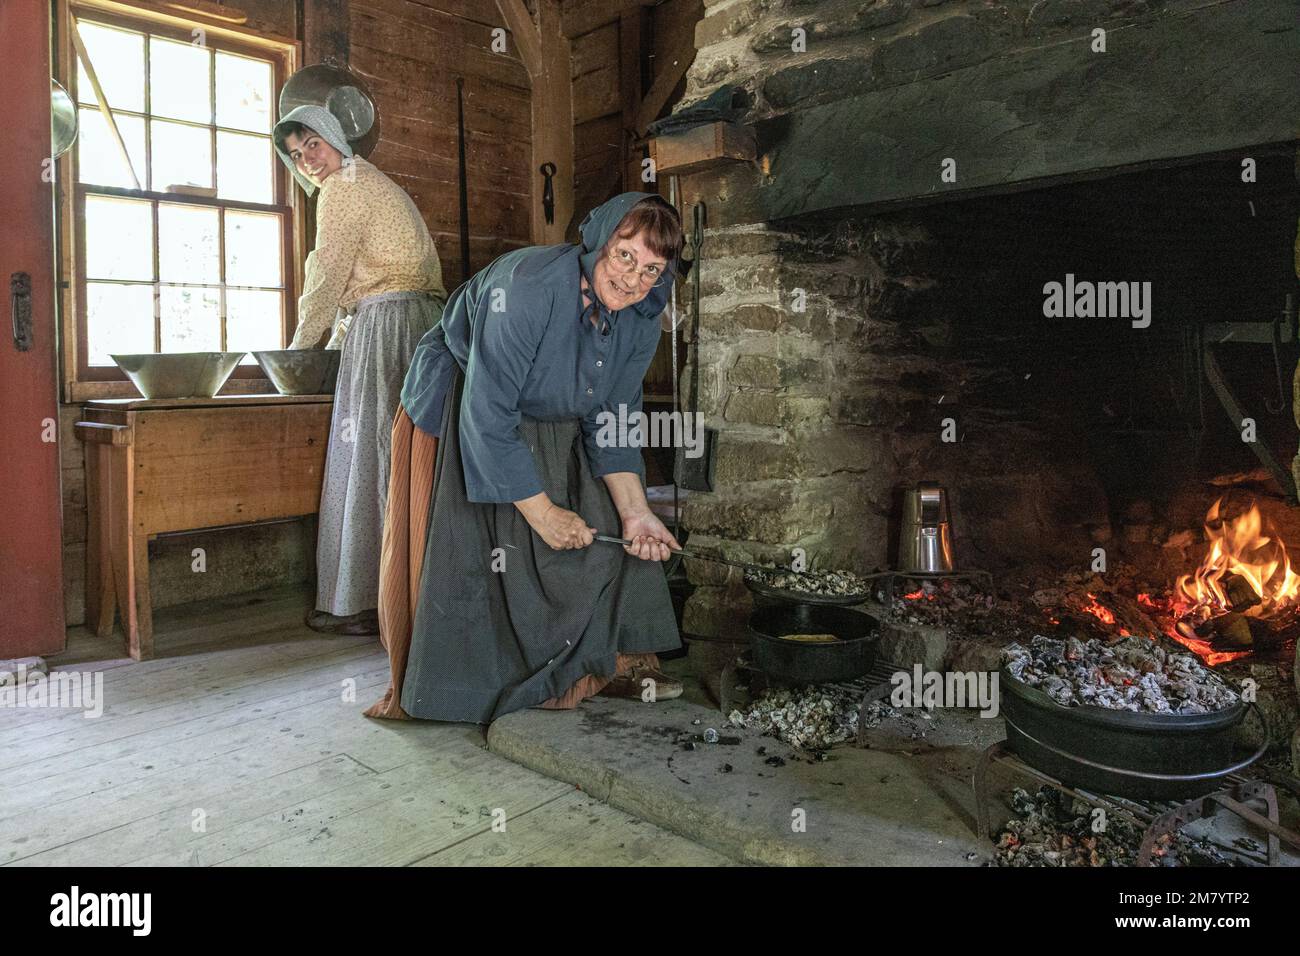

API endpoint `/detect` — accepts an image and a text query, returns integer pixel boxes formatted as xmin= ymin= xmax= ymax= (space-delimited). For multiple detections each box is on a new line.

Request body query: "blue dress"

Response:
xmin=396 ymin=192 xmax=681 ymax=722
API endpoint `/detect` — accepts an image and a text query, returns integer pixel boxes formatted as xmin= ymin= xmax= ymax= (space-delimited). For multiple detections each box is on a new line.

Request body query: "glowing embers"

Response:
xmin=1079 ymin=592 xmax=1119 ymax=629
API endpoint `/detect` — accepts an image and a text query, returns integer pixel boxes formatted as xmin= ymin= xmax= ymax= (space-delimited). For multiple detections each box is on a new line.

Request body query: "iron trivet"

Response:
xmin=867 ymin=568 xmax=994 ymax=590
xmin=974 ymin=741 xmax=1299 ymax=866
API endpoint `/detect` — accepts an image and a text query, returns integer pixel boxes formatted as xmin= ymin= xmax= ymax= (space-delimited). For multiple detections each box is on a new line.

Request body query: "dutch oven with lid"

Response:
xmin=747 ymin=604 xmax=881 ymax=685
xmin=1000 ymin=668 xmax=1266 ymax=801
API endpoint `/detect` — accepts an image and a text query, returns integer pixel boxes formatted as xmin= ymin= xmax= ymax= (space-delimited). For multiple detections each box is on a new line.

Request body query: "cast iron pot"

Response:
xmin=1000 ymin=668 xmax=1267 ymax=801
xmin=748 ymin=604 xmax=880 ymax=685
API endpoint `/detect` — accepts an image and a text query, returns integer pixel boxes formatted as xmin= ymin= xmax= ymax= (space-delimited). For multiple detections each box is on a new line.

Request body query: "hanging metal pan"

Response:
xmin=278 ymin=64 xmax=380 ymax=158
xmin=52 ymin=79 xmax=78 ymax=158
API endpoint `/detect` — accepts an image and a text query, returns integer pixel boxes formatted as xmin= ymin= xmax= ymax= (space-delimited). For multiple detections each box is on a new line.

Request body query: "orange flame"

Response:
xmin=1176 ymin=497 xmax=1300 ymax=616
xmin=1171 ymin=632 xmax=1248 ymax=668
xmin=1080 ymin=593 xmax=1115 ymax=625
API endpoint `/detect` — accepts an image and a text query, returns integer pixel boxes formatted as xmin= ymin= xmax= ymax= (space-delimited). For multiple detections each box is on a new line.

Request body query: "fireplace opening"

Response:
xmin=885 ymin=153 xmax=1300 ymax=663
xmin=681 ymin=150 xmax=1300 ymax=690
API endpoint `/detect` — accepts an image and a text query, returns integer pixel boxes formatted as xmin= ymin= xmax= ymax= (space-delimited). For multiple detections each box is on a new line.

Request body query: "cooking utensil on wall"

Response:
xmin=51 ymin=79 xmax=77 ymax=158
xmin=279 ymin=64 xmax=380 ymax=158
xmin=675 ymin=201 xmax=717 ymax=491
xmin=899 ymin=482 xmax=955 ymax=574
xmin=456 ymin=76 xmax=470 ymax=284
xmin=539 ymin=161 xmax=557 ymax=225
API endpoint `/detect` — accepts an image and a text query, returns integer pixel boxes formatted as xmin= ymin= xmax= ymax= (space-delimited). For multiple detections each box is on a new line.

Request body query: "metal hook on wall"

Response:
xmin=539 ymin=162 xmax=557 ymax=225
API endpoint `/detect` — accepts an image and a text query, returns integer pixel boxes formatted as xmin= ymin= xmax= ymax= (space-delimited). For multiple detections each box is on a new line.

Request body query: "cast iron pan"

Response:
xmin=747 ymin=604 xmax=881 ymax=685
xmin=743 ymin=575 xmax=871 ymax=607
xmin=999 ymin=667 xmax=1266 ymax=801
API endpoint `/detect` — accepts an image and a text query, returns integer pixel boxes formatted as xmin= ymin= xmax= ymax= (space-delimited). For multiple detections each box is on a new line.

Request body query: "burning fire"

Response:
xmin=1175 ymin=497 xmax=1300 ymax=617
xmin=1078 ymin=592 xmax=1130 ymax=636
xmin=1080 ymin=593 xmax=1115 ymax=625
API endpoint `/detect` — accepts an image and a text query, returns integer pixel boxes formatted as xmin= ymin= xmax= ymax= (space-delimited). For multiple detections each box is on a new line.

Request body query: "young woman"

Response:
xmin=366 ymin=192 xmax=685 ymax=721
xmin=273 ymin=105 xmax=447 ymax=635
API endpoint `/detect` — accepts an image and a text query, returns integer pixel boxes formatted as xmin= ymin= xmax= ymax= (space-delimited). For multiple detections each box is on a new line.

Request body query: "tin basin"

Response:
xmin=111 ymin=352 xmax=245 ymax=399
xmin=253 ymin=349 xmax=341 ymax=395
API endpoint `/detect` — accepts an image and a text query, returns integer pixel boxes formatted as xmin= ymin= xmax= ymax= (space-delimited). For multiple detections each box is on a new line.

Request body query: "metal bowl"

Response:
xmin=252 ymin=349 xmax=341 ymax=395
xmin=111 ymin=352 xmax=245 ymax=399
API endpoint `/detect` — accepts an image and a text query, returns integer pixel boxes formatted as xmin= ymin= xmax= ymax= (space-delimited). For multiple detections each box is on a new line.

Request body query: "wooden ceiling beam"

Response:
xmin=634 ymin=46 xmax=691 ymax=135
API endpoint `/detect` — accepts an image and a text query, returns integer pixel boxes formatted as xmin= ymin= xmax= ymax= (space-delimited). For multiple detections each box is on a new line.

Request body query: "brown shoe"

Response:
xmin=598 ymin=666 xmax=683 ymax=702
xmin=306 ymin=609 xmax=380 ymax=636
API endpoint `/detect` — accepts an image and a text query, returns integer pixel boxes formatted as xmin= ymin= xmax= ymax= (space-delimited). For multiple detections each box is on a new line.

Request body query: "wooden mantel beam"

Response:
xmin=496 ymin=0 xmax=573 ymax=245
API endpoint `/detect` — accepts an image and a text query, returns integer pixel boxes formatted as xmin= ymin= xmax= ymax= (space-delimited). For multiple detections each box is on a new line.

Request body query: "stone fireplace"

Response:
xmin=662 ymin=0 xmax=1300 ymax=758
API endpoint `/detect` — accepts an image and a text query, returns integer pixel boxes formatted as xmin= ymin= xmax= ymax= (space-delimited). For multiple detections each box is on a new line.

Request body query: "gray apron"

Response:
xmin=316 ymin=290 xmax=442 ymax=616
xmin=400 ymin=370 xmax=681 ymax=723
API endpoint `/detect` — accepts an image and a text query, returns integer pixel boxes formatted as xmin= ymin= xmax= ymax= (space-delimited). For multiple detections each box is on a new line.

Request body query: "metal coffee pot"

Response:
xmin=899 ymin=482 xmax=955 ymax=574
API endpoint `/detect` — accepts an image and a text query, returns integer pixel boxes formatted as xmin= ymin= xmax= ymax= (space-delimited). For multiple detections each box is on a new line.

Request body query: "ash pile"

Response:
xmin=745 ymin=566 xmax=870 ymax=597
xmin=992 ymin=787 xmax=1236 ymax=867
xmin=879 ymin=578 xmax=1049 ymax=646
xmin=727 ymin=686 xmax=904 ymax=752
xmin=1003 ymin=634 xmax=1239 ymax=714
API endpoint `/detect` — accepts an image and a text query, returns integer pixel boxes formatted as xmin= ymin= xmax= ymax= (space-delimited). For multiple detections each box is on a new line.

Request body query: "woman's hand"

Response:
xmin=535 ymin=503 xmax=597 ymax=551
xmin=621 ymin=509 xmax=680 ymax=562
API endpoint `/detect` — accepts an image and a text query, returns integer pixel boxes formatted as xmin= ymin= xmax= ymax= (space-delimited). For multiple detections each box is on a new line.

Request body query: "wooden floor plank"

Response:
xmin=0 ymin=637 xmax=377 ymax=750
xmin=0 ymin=663 xmax=417 ymax=829
xmin=7 ymin=754 xmax=377 ymax=866
xmin=209 ymin=764 xmax=572 ymax=867
xmin=0 ymin=648 xmax=391 ymax=799
xmin=0 ymin=678 xmax=478 ymax=862
xmin=415 ymin=791 xmax=738 ymax=867
xmin=1 ymin=585 xmax=722 ymax=867
xmin=0 ymin=592 xmax=348 ymax=737
xmin=54 ymin=587 xmax=314 ymax=671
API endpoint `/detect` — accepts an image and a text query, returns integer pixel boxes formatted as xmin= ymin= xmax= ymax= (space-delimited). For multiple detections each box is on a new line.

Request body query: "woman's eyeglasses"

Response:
xmin=607 ymin=247 xmax=671 ymax=288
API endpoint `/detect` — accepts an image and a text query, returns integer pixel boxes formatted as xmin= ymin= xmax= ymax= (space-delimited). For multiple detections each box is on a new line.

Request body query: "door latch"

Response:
xmin=10 ymin=272 xmax=32 ymax=352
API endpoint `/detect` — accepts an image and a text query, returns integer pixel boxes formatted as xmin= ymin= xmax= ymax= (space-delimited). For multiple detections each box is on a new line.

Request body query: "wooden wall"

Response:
xmin=240 ymin=0 xmax=702 ymax=274
xmin=350 ymin=0 xmax=533 ymax=283
xmin=563 ymin=0 xmax=703 ymax=402
xmin=567 ymin=0 xmax=701 ymax=239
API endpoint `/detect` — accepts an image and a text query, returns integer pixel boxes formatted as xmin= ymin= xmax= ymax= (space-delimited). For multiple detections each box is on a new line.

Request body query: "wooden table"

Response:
xmin=75 ymin=394 xmax=332 ymax=660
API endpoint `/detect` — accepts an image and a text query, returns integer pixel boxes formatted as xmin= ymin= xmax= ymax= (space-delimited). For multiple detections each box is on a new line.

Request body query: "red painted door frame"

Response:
xmin=0 ymin=0 xmax=67 ymax=657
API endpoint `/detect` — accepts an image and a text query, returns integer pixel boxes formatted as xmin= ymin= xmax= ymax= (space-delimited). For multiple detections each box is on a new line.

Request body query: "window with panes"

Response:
xmin=70 ymin=10 xmax=294 ymax=382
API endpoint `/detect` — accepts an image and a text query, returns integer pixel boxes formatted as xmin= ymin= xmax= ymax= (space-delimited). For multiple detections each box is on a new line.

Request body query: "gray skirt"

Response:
xmin=400 ymin=370 xmax=681 ymax=723
xmin=316 ymin=290 xmax=444 ymax=616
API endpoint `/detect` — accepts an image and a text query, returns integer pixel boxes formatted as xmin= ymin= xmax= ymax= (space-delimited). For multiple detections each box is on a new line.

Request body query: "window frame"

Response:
xmin=58 ymin=0 xmax=302 ymax=401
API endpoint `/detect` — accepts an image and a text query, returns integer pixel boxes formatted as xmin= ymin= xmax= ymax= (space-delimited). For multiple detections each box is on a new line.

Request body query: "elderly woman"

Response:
xmin=365 ymin=192 xmax=684 ymax=722
xmin=273 ymin=106 xmax=447 ymax=635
